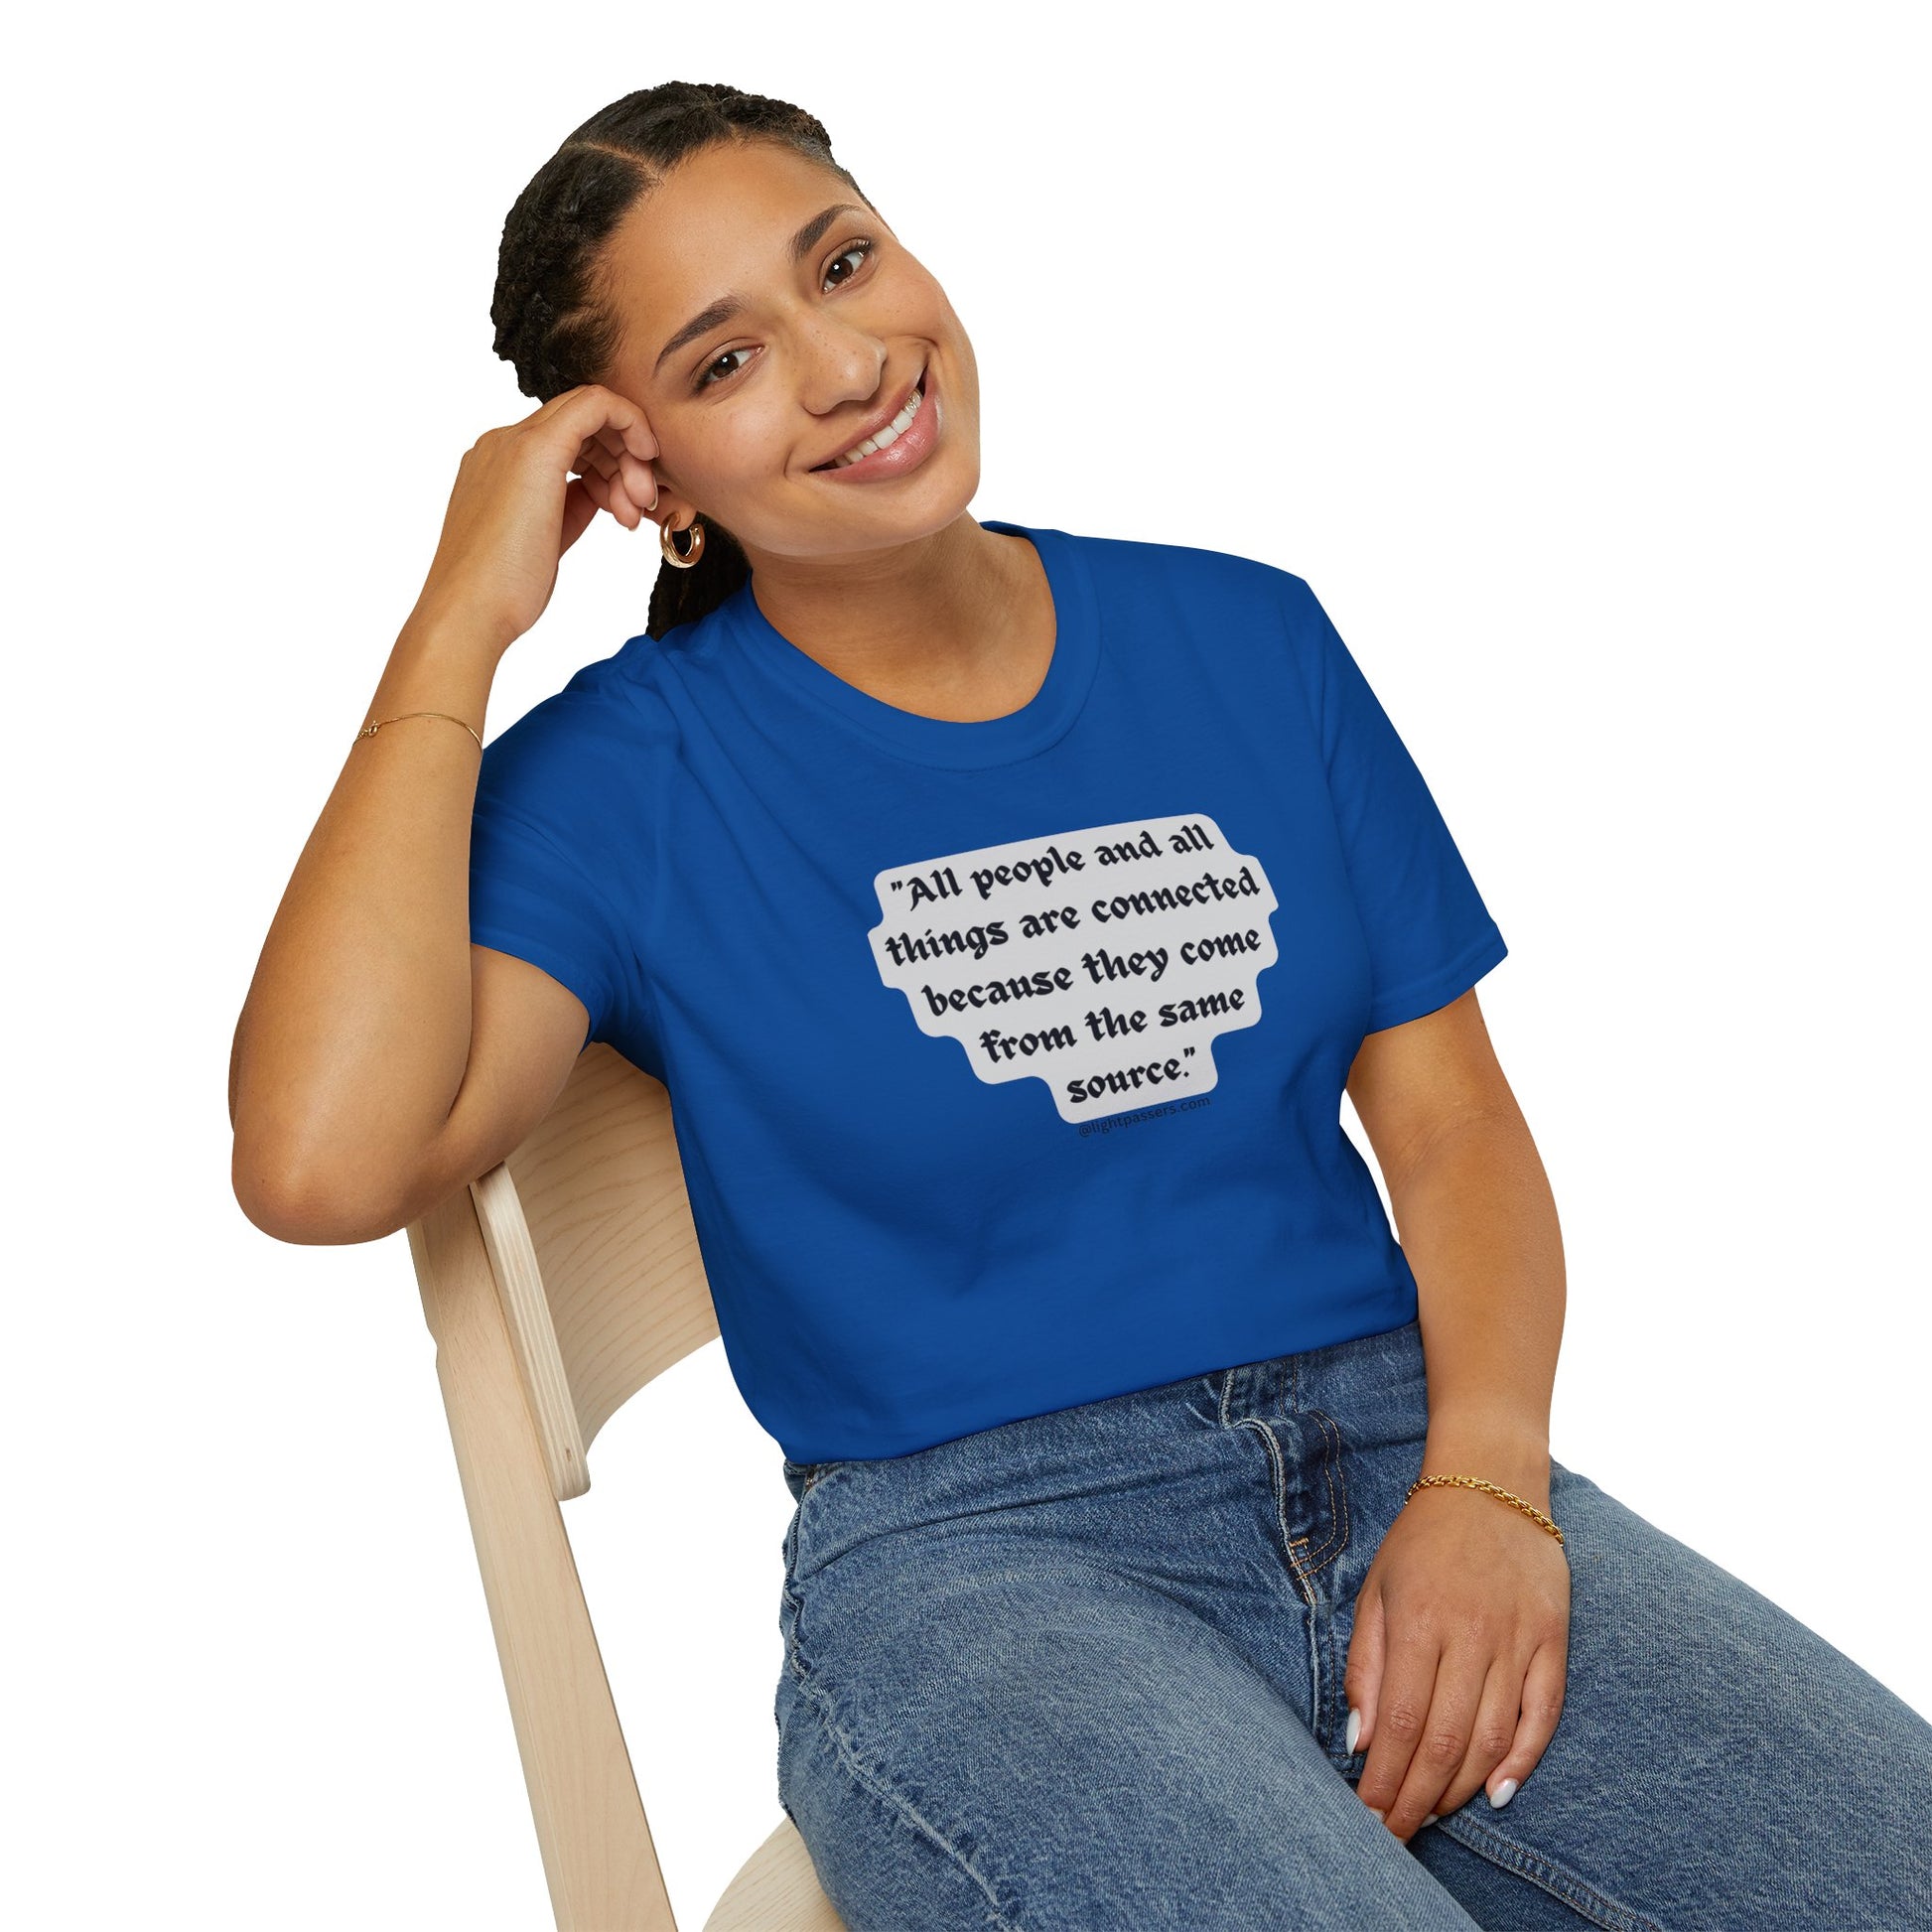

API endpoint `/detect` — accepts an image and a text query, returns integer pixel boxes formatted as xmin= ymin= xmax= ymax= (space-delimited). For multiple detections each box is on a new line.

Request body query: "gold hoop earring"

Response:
xmin=659 ymin=515 xmax=705 ymax=569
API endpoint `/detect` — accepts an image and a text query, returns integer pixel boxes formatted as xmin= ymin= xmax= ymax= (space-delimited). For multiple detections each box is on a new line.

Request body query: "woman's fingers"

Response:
xmin=1485 ymin=1633 xmax=1568 ymax=1811
xmin=559 ymin=474 xmax=601 ymax=557
xmin=616 ymin=449 xmax=659 ymax=514
xmin=544 ymin=386 xmax=657 ymax=527
xmin=1434 ymin=1651 xmax=1525 ymax=1821
xmin=574 ymin=464 xmax=613 ymax=512
xmin=584 ymin=414 xmax=659 ymax=518
xmin=1349 ymin=1581 xmax=1438 ymax=1822
xmin=574 ymin=437 xmax=619 ymax=482
xmin=541 ymin=380 xmax=658 ymax=462
xmin=1362 ymin=1635 xmax=1567 ymax=1839
xmin=572 ymin=444 xmax=652 ymax=530
xmin=1363 ymin=1638 xmax=1483 ymax=1841
xmin=601 ymin=387 xmax=658 ymax=463
xmin=571 ymin=434 xmax=658 ymax=525
xmin=1342 ymin=1579 xmax=1387 ymax=1766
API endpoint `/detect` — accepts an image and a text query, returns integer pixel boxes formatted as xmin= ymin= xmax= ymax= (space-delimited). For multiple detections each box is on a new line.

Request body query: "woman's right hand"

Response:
xmin=410 ymin=383 xmax=661 ymax=657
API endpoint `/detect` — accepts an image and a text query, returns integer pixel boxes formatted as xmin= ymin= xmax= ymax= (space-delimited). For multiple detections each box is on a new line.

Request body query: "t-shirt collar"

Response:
xmin=717 ymin=520 xmax=1101 ymax=770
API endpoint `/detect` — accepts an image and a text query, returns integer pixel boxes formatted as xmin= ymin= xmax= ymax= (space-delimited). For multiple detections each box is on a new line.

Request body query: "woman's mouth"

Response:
xmin=809 ymin=365 xmax=939 ymax=482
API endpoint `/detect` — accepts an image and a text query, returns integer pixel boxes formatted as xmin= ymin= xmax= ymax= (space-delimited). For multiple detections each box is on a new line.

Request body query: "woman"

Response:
xmin=229 ymin=82 xmax=1932 ymax=1929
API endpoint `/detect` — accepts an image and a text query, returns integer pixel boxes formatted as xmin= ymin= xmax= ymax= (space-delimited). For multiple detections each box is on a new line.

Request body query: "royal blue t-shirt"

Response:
xmin=468 ymin=521 xmax=1507 ymax=1463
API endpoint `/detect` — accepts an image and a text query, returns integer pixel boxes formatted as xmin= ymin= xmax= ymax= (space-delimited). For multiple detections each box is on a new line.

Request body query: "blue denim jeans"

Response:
xmin=773 ymin=1315 xmax=1932 ymax=1928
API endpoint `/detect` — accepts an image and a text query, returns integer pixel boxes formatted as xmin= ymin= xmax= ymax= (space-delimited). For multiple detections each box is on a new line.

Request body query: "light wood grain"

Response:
xmin=407 ymin=1042 xmax=846 ymax=1930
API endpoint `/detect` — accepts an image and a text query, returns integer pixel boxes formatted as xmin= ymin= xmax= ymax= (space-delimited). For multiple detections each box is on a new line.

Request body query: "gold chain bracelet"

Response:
xmin=355 ymin=711 xmax=483 ymax=752
xmin=1407 ymin=1473 xmax=1565 ymax=1547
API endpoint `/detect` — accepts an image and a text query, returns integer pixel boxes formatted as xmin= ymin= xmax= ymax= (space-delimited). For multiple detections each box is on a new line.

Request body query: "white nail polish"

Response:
xmin=1368 ymin=1807 xmax=1386 ymax=1823
xmin=1423 ymin=1813 xmax=1440 ymax=1826
xmin=1488 ymin=1777 xmax=1519 ymax=1808
xmin=1345 ymin=1707 xmax=1361 ymax=1754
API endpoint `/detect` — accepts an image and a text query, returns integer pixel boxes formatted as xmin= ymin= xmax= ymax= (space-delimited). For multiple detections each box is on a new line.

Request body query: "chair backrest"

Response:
xmin=450 ymin=1040 xmax=720 ymax=1499
xmin=405 ymin=1042 xmax=843 ymax=1931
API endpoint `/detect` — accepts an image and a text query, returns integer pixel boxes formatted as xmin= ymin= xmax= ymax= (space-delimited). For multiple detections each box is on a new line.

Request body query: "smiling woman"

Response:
xmin=489 ymin=85 xmax=982 ymax=651
xmin=238 ymin=74 xmax=1932 ymax=1932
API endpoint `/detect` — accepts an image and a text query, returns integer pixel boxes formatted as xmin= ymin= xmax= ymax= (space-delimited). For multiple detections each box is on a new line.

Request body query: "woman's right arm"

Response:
xmin=228 ymin=386 xmax=659 ymax=1246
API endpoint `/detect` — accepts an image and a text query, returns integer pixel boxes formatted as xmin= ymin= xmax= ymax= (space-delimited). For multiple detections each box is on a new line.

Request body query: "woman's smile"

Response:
xmin=808 ymin=361 xmax=939 ymax=483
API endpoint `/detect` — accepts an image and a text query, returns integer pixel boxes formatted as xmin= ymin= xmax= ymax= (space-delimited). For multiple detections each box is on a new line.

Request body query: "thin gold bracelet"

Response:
xmin=354 ymin=711 xmax=483 ymax=753
xmin=1407 ymin=1473 xmax=1565 ymax=1547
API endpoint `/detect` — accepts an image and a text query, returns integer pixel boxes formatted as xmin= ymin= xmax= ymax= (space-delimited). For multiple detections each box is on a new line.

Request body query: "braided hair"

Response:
xmin=491 ymin=82 xmax=874 ymax=639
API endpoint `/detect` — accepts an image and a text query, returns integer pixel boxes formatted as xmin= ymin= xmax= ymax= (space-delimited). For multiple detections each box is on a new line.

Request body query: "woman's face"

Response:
xmin=596 ymin=140 xmax=981 ymax=566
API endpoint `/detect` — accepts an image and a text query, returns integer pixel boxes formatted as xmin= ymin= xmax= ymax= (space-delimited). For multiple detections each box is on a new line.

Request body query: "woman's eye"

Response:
xmin=824 ymin=238 xmax=875 ymax=290
xmin=697 ymin=346 xmax=752 ymax=390
xmin=693 ymin=240 xmax=878 ymax=390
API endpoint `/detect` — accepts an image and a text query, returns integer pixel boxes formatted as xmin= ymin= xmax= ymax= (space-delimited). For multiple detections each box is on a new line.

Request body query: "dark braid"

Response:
xmin=490 ymin=82 xmax=874 ymax=639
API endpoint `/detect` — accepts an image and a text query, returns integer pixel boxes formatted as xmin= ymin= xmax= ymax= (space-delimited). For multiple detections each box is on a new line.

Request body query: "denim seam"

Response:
xmin=1298 ymin=1407 xmax=1352 ymax=1753
xmin=1295 ymin=1407 xmax=1352 ymax=1577
xmin=780 ymin=1578 xmax=808 ymax=1682
xmin=789 ymin=1661 xmax=1027 ymax=1930
xmin=1249 ymin=1402 xmax=1355 ymax=1763
xmin=780 ymin=1598 xmax=804 ymax=1681
xmin=1235 ymin=1417 xmax=1319 ymax=1583
xmin=1435 ymin=1814 xmax=1668 ymax=1932
xmin=780 ymin=1504 xmax=811 ymax=1682
xmin=1237 ymin=1412 xmax=1338 ymax=1770
xmin=1216 ymin=1366 xmax=1358 ymax=1759
xmin=1251 ymin=1409 xmax=1348 ymax=1580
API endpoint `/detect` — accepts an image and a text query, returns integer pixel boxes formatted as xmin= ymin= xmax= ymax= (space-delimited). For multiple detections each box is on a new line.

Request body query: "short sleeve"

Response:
xmin=468 ymin=697 xmax=635 ymax=1050
xmin=1287 ymin=576 xmax=1509 ymax=1033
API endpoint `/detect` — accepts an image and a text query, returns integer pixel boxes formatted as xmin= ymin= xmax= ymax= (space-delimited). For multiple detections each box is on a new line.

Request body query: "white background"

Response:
xmin=8 ymin=4 xmax=1927 ymax=1925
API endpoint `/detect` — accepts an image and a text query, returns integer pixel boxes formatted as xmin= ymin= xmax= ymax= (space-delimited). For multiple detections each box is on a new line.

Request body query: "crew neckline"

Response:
xmin=715 ymin=520 xmax=1101 ymax=770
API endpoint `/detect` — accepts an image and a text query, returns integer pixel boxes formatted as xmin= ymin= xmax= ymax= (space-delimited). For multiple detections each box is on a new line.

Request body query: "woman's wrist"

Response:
xmin=374 ymin=606 xmax=504 ymax=732
xmin=1419 ymin=1415 xmax=1552 ymax=1515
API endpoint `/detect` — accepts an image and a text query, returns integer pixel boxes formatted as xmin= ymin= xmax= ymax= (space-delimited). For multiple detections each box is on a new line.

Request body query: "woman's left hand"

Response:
xmin=1343 ymin=1483 xmax=1572 ymax=1839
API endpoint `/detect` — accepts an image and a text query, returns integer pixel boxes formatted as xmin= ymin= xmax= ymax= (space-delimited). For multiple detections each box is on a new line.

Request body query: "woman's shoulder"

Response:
xmin=1060 ymin=524 xmax=1313 ymax=607
xmin=1052 ymin=526 xmax=1328 ymax=672
xmin=480 ymin=633 xmax=682 ymax=796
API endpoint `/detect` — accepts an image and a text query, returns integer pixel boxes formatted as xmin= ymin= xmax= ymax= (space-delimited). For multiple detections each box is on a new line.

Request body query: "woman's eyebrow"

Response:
xmin=652 ymin=203 xmax=870 ymax=376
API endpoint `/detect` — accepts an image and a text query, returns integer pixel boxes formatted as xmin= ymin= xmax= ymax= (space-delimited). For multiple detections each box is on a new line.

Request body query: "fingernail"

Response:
xmin=1423 ymin=1813 xmax=1440 ymax=1826
xmin=1487 ymin=1777 xmax=1519 ymax=1809
xmin=1368 ymin=1807 xmax=1386 ymax=1823
xmin=1345 ymin=1707 xmax=1361 ymax=1754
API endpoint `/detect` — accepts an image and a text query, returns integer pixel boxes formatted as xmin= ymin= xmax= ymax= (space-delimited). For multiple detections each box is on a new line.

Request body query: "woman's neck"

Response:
xmin=740 ymin=517 xmax=1054 ymax=722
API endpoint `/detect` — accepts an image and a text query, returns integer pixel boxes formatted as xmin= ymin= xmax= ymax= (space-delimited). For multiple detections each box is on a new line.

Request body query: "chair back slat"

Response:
xmin=493 ymin=1044 xmax=721 ymax=1493
xmin=470 ymin=1161 xmax=590 ymax=1499
xmin=409 ymin=1182 xmax=678 ymax=1930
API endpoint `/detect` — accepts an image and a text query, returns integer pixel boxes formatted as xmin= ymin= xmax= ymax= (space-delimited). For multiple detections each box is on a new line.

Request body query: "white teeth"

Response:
xmin=831 ymin=376 xmax=924 ymax=467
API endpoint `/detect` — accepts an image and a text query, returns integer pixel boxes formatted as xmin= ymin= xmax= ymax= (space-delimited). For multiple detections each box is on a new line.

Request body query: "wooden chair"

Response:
xmin=404 ymin=1040 xmax=847 ymax=1931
